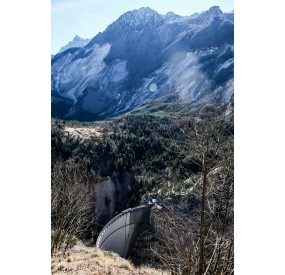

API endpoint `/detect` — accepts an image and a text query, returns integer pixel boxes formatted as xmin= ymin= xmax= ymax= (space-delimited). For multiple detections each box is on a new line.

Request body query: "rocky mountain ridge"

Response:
xmin=52 ymin=6 xmax=234 ymax=121
xmin=57 ymin=35 xmax=91 ymax=54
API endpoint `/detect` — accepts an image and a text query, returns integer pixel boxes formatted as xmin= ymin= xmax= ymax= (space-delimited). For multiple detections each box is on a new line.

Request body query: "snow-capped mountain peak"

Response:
xmin=73 ymin=35 xmax=84 ymax=42
xmin=58 ymin=35 xmax=91 ymax=54
xmin=52 ymin=6 xmax=234 ymax=121
xmin=115 ymin=7 xmax=162 ymax=27
xmin=163 ymin=11 xmax=185 ymax=23
xmin=208 ymin=6 xmax=223 ymax=15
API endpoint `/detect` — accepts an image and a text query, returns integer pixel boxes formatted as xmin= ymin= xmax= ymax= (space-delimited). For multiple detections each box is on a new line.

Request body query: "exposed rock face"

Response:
xmin=95 ymin=172 xmax=135 ymax=223
xmin=52 ymin=6 xmax=234 ymax=121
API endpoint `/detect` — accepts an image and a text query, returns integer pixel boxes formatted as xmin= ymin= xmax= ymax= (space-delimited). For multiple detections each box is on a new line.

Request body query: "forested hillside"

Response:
xmin=51 ymin=105 xmax=234 ymax=274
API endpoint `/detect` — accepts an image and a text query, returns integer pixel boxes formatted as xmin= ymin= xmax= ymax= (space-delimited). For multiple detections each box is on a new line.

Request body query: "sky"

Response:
xmin=51 ymin=0 xmax=234 ymax=54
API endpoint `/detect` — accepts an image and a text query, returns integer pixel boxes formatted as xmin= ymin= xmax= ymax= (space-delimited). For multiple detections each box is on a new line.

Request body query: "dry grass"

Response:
xmin=64 ymin=126 xmax=103 ymax=140
xmin=51 ymin=244 xmax=169 ymax=275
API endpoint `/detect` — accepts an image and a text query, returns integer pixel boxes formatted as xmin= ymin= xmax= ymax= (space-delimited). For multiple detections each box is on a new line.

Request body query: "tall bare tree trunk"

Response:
xmin=198 ymin=155 xmax=207 ymax=275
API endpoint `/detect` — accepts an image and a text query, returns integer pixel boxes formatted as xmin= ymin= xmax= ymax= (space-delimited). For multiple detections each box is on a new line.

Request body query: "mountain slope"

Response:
xmin=52 ymin=6 xmax=234 ymax=121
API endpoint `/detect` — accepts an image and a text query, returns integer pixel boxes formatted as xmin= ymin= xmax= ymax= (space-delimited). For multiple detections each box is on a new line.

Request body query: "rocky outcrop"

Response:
xmin=52 ymin=7 xmax=234 ymax=121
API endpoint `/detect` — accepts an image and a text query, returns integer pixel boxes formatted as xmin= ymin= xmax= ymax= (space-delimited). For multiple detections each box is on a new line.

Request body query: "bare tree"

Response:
xmin=51 ymin=159 xmax=98 ymax=254
xmin=151 ymin=105 xmax=234 ymax=275
xmin=151 ymin=202 xmax=200 ymax=275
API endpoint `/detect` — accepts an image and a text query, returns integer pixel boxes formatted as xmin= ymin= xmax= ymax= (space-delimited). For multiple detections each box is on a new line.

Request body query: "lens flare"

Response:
xmin=149 ymin=83 xmax=157 ymax=92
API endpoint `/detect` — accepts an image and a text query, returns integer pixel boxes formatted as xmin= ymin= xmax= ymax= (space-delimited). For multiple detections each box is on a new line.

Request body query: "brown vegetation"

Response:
xmin=51 ymin=104 xmax=234 ymax=274
xmin=51 ymin=160 xmax=99 ymax=254
xmin=151 ymin=107 xmax=234 ymax=275
xmin=51 ymin=244 xmax=169 ymax=275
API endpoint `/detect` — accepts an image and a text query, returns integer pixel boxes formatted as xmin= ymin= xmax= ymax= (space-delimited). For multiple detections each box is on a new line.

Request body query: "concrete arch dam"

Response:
xmin=96 ymin=204 xmax=152 ymax=258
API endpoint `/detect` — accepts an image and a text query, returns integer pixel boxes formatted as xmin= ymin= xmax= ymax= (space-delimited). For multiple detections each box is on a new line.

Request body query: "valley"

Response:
xmin=51 ymin=5 xmax=234 ymax=274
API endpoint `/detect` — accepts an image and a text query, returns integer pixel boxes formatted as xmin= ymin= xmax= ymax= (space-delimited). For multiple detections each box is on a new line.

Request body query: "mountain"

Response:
xmin=51 ymin=6 xmax=234 ymax=121
xmin=58 ymin=35 xmax=91 ymax=54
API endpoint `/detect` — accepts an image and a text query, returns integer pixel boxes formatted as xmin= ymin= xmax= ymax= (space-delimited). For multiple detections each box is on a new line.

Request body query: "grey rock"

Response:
xmin=51 ymin=6 xmax=234 ymax=120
